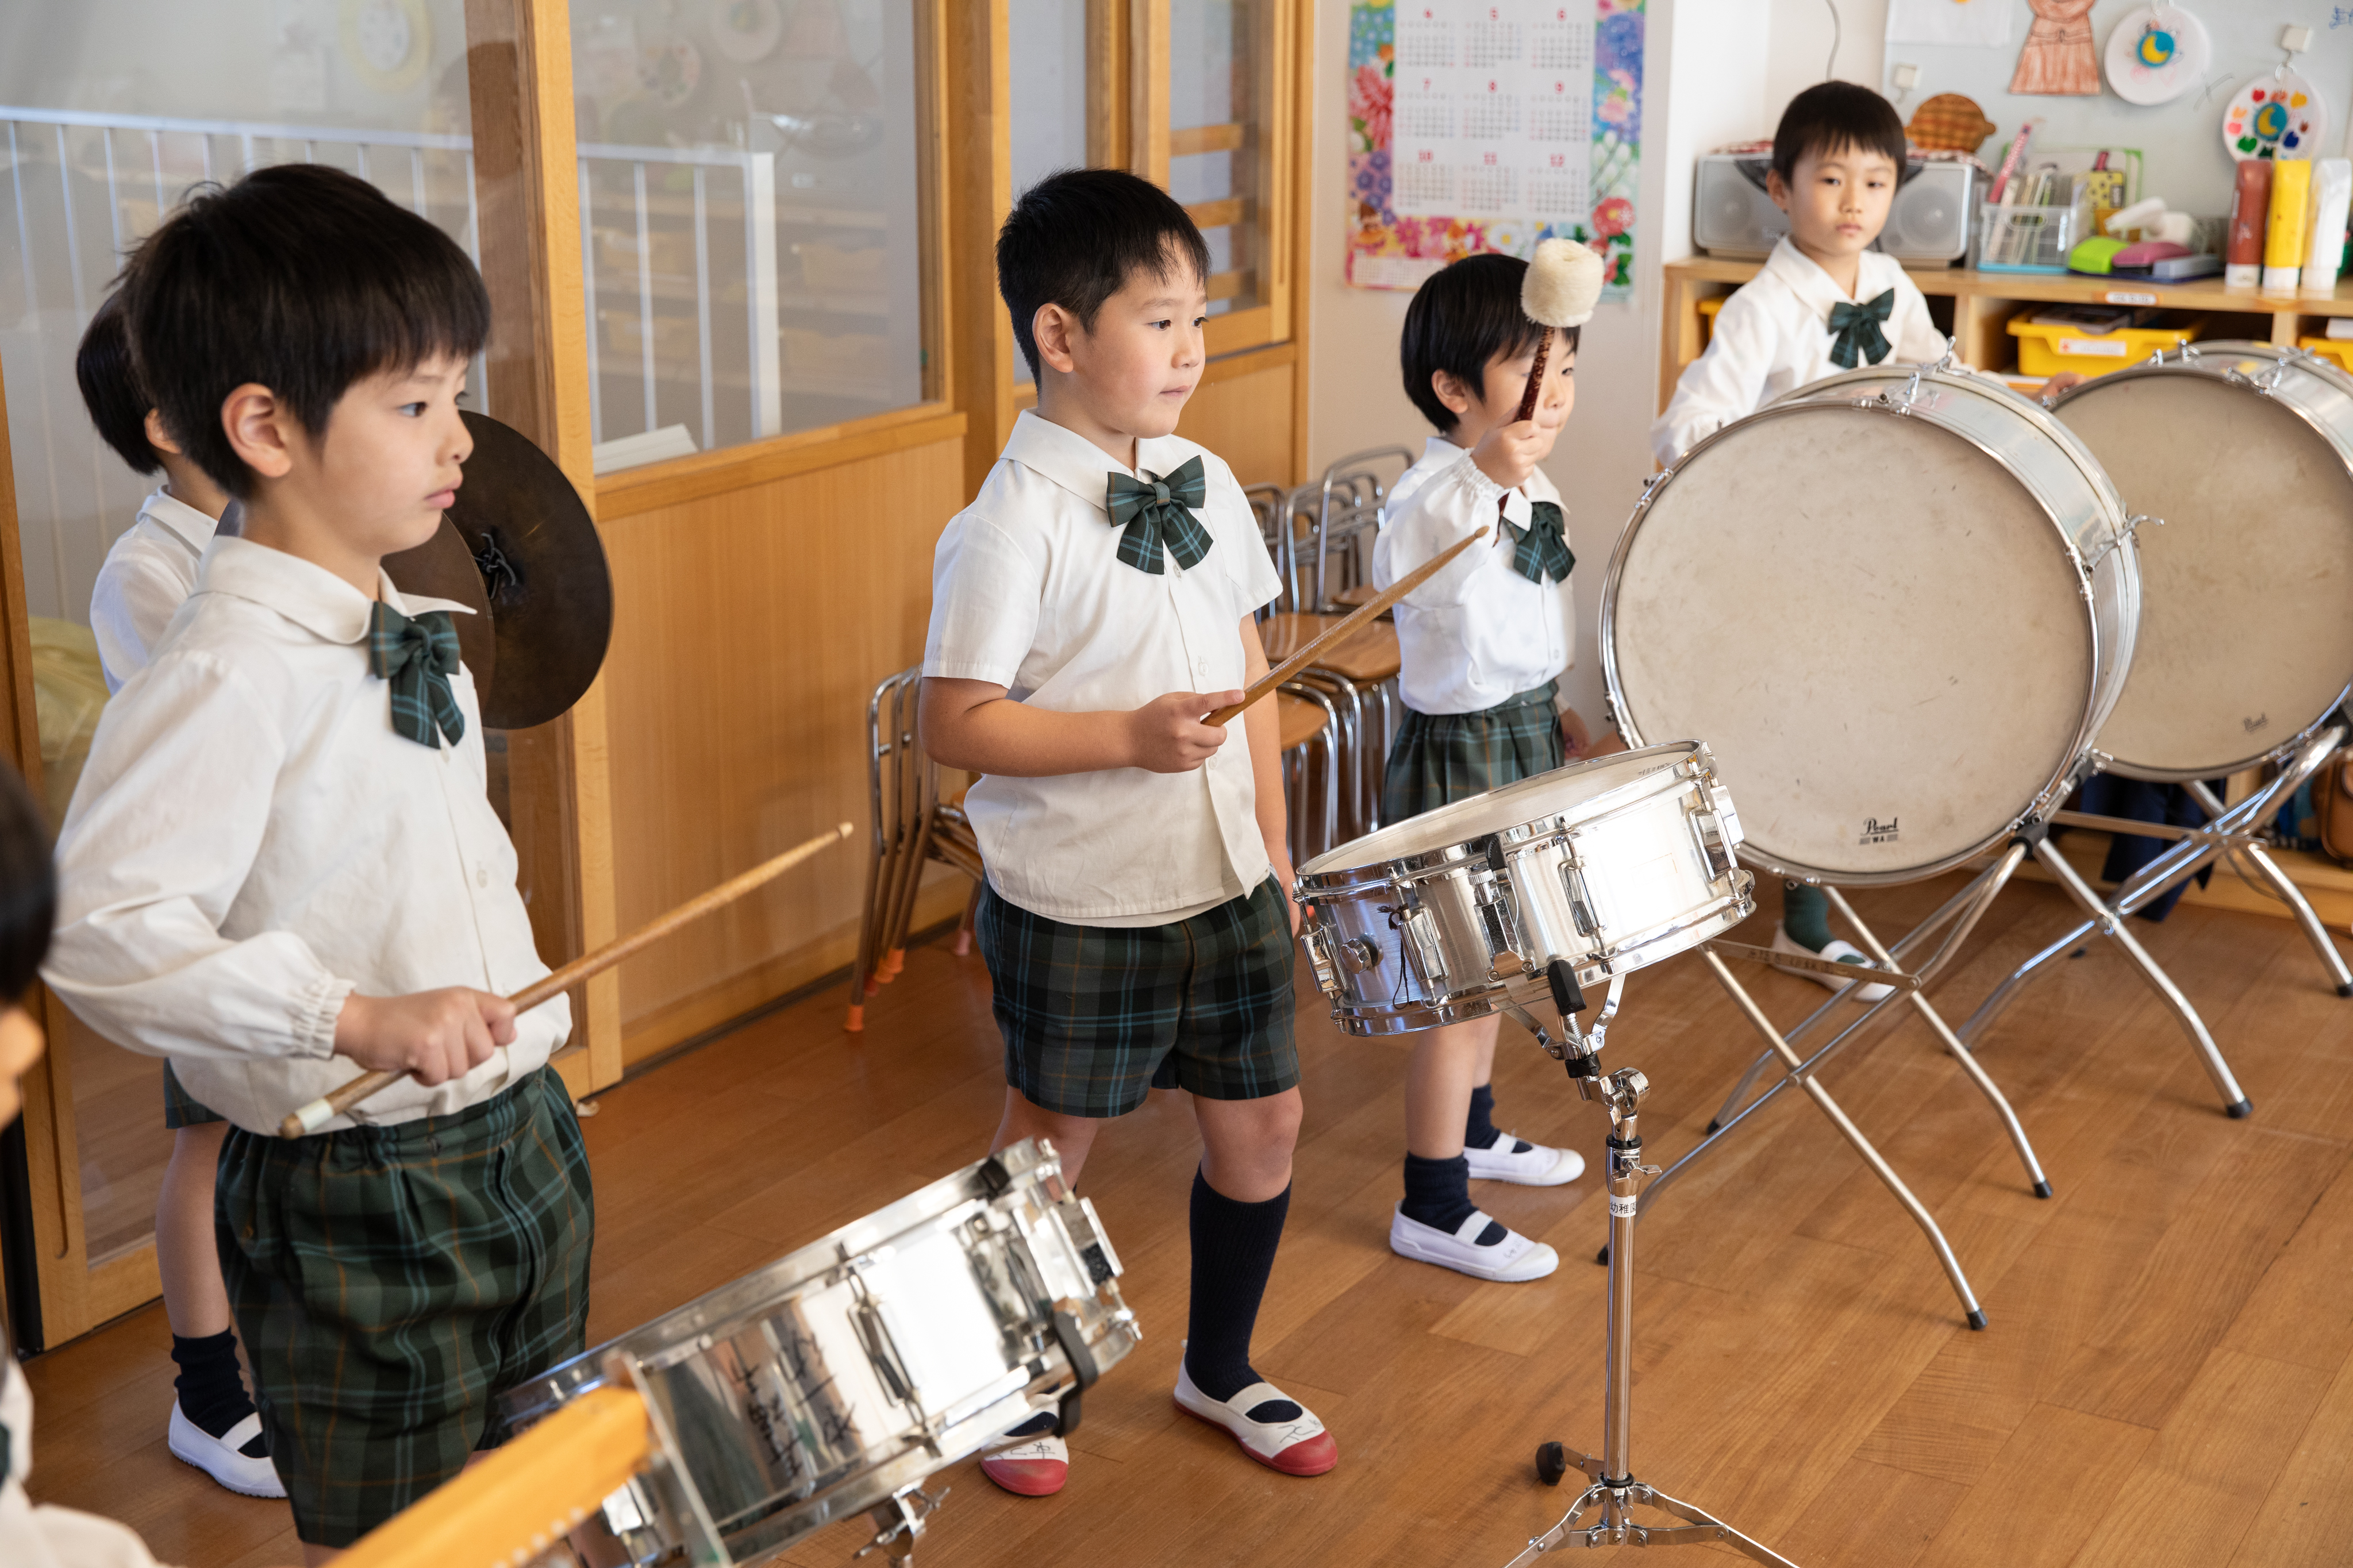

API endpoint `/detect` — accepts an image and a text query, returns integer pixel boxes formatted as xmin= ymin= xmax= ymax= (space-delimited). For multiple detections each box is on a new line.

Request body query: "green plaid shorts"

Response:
xmin=1383 ymin=679 xmax=1566 ymax=823
xmin=161 ymin=1060 xmax=224 ymax=1128
xmin=214 ymin=1066 xmax=594 ymax=1547
xmin=976 ymin=876 xmax=1299 ymax=1118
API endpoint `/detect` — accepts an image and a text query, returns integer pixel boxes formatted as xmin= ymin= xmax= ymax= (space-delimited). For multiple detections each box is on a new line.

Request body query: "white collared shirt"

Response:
xmin=1651 ymin=237 xmax=1951 ymax=466
xmin=2 ymin=1328 xmax=172 ymax=1567
xmin=1373 ymin=438 xmax=1576 ymax=716
xmin=44 ymin=536 xmax=567 ymax=1137
xmin=923 ymin=410 xmax=1286 ymax=925
xmin=89 ymin=488 xmax=221 ymax=694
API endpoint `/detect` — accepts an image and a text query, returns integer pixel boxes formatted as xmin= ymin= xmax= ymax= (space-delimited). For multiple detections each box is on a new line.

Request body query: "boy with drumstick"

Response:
xmin=74 ymin=293 xmax=283 ymax=1501
xmin=44 ymin=164 xmax=590 ymax=1558
xmin=921 ymin=169 xmax=1336 ymax=1493
xmin=1370 ymin=244 xmax=1605 ymax=1282
xmin=1650 ymin=82 xmax=2078 ymax=992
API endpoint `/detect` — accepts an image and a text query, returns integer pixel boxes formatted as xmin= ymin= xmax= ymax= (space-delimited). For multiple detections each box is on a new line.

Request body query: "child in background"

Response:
xmin=922 ymin=169 xmax=1335 ymax=1496
xmin=45 ymin=164 xmax=589 ymax=1555
xmin=1371 ymin=250 xmax=1603 ymax=1283
xmin=71 ymin=294 xmax=277 ymax=1501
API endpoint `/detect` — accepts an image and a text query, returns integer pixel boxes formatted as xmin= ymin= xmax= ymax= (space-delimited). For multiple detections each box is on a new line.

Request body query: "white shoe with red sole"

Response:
xmin=1172 ymin=1360 xmax=1337 ymax=1476
xmin=978 ymin=1414 xmax=1067 ymax=1496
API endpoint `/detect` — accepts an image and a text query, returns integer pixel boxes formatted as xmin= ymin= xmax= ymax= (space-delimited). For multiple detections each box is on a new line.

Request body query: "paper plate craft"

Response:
xmin=710 ymin=0 xmax=782 ymax=63
xmin=1907 ymin=94 xmax=1998 ymax=156
xmin=2224 ymin=69 xmax=2328 ymax=161
xmin=638 ymin=39 xmax=703 ymax=107
xmin=2103 ymin=5 xmax=2209 ymax=107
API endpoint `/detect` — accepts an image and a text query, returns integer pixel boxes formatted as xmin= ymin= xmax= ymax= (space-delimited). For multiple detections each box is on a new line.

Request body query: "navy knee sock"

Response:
xmin=170 ymin=1331 xmax=266 ymax=1455
xmin=1464 ymin=1084 xmax=1531 ymax=1155
xmin=1401 ymin=1153 xmax=1506 ymax=1245
xmin=1184 ymin=1170 xmax=1301 ymax=1422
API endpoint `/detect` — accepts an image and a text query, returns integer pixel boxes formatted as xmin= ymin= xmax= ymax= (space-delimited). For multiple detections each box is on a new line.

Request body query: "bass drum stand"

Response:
xmin=1498 ymin=966 xmax=1802 ymax=1566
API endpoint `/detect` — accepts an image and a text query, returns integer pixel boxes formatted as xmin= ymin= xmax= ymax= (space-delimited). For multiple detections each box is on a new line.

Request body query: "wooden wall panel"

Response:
xmin=601 ymin=432 xmax=970 ymax=1063
xmin=1174 ymin=355 xmax=1297 ymax=488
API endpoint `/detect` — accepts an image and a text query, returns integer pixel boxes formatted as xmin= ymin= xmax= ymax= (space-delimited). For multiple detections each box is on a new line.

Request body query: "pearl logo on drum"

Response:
xmin=1859 ymin=816 xmax=1901 ymax=846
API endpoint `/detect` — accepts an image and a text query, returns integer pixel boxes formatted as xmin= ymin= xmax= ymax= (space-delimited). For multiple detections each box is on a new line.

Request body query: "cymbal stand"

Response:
xmin=1499 ymin=966 xmax=1802 ymax=1567
xmin=1958 ymin=726 xmax=2351 ymax=1093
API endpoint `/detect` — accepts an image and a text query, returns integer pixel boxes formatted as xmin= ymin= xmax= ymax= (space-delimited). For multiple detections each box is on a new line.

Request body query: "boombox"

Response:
xmin=1693 ymin=154 xmax=1978 ymax=267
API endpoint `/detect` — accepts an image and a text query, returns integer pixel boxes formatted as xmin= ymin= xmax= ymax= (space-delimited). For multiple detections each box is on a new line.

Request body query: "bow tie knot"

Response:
xmin=1503 ymin=500 xmax=1575 ymax=585
xmin=367 ymin=601 xmax=466 ymax=749
xmin=1827 ymin=288 xmax=1897 ymax=370
xmin=1105 ymin=456 xmax=1214 ymax=574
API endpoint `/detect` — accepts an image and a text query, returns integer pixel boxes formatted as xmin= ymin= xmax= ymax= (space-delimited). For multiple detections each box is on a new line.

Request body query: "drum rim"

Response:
xmin=1601 ymin=380 xmax=2119 ymax=887
xmin=2054 ymin=341 xmax=2353 ymax=780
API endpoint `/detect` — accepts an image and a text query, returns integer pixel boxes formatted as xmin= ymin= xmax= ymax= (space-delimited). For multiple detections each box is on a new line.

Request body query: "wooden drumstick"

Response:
xmin=1208 ymin=527 xmax=1488 ymax=726
xmin=279 ymin=822 xmax=854 ymax=1138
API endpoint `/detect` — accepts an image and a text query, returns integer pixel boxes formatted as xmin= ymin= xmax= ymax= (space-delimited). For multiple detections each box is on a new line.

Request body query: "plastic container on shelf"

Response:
xmin=1975 ymin=198 xmax=2093 ymax=273
xmin=2298 ymin=335 xmax=2353 ymax=375
xmin=2007 ymin=311 xmax=2206 ymax=378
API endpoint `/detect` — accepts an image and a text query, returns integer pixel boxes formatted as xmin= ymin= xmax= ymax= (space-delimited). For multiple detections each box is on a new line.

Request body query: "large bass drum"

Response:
xmin=1603 ymin=363 xmax=2140 ymax=885
xmin=2050 ymin=341 xmax=2353 ymax=780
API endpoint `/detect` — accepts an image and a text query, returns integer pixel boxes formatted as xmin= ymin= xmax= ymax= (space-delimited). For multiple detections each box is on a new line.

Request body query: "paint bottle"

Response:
xmin=2264 ymin=156 xmax=2312 ymax=292
xmin=2225 ymin=157 xmax=2272 ymax=290
xmin=2303 ymin=159 xmax=2352 ymax=296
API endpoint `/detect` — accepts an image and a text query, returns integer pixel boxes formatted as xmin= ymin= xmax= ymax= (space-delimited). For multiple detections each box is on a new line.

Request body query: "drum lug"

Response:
xmin=1298 ymin=922 xmax=1343 ymax=996
xmin=1070 ymin=1195 xmax=1124 ymax=1284
xmin=848 ymin=1273 xmax=921 ymax=1411
xmin=1559 ymin=857 xmax=1601 ymax=939
xmin=1687 ymin=806 xmax=1737 ymax=882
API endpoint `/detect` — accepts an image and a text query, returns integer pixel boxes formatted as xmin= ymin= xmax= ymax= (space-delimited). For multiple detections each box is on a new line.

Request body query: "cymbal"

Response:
xmin=442 ymin=410 xmax=614 ymax=731
xmin=382 ymin=516 xmax=496 ymax=702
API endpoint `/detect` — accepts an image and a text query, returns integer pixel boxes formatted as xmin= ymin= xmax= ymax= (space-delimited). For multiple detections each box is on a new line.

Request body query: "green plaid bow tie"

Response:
xmin=367 ymin=601 xmax=466 ymax=749
xmin=1104 ymin=456 xmax=1213 ymax=574
xmin=1826 ymin=288 xmax=1896 ymax=370
xmin=1502 ymin=500 xmax=1575 ymax=584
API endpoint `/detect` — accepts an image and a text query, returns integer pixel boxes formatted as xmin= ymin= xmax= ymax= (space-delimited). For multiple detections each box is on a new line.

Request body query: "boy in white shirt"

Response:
xmin=1370 ymin=251 xmax=1604 ymax=1284
xmin=71 ymin=294 xmax=278 ymax=1502
xmin=922 ymin=169 xmax=1335 ymax=1494
xmin=44 ymin=164 xmax=590 ymax=1554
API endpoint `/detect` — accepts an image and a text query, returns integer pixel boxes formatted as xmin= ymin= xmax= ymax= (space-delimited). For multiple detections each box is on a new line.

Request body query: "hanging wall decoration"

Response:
xmin=1346 ymin=1 xmax=1643 ymax=298
xmin=2223 ymin=70 xmax=2329 ymax=162
xmin=2009 ymin=0 xmax=2100 ymax=97
xmin=2103 ymin=5 xmax=2209 ymax=107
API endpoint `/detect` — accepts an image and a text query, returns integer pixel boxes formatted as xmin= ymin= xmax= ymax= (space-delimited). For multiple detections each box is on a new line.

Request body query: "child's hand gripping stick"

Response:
xmin=280 ymin=822 xmax=856 ymax=1137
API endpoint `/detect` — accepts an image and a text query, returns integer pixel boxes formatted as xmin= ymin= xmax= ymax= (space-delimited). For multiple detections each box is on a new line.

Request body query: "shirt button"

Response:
xmin=476 ymin=866 xmax=489 ymax=888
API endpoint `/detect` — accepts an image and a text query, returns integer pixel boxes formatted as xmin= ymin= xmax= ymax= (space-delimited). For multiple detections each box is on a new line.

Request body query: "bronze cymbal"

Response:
xmin=382 ymin=516 xmax=497 ymax=703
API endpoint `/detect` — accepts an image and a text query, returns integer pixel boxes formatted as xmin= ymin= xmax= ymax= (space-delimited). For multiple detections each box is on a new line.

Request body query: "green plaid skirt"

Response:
xmin=1383 ymin=679 xmax=1567 ymax=823
xmin=214 ymin=1066 xmax=594 ymax=1546
xmin=161 ymin=1060 xmax=224 ymax=1128
xmin=976 ymin=877 xmax=1299 ymax=1118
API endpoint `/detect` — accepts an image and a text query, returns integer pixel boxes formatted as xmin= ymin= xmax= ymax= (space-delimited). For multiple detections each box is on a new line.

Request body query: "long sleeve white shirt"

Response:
xmin=923 ymin=410 xmax=1286 ymax=925
xmin=1371 ymin=437 xmax=1575 ymax=716
xmin=44 ymin=537 xmax=567 ymax=1136
xmin=1651 ymin=237 xmax=1951 ymax=467
xmin=88 ymin=488 xmax=220 ymax=694
xmin=2 ymin=1330 xmax=175 ymax=1567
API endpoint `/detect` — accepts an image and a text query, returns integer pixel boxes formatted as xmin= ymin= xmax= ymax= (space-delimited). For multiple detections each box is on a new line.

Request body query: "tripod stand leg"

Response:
xmin=1641 ymin=1484 xmax=1806 ymax=1566
xmin=1824 ymin=887 xmax=2052 ymax=1199
xmin=2237 ymin=839 xmax=2353 ymax=997
xmin=2029 ymin=839 xmax=2251 ymax=1118
xmin=1706 ymin=951 xmax=1987 ymax=1326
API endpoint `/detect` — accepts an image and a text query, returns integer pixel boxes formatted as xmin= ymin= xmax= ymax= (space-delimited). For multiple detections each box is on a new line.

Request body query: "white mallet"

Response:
xmin=1514 ymin=238 xmax=1606 ymax=422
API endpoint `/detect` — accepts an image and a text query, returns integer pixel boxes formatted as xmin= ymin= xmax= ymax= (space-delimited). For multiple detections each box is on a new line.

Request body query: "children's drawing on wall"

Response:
xmin=2010 ymin=0 xmax=2100 ymax=97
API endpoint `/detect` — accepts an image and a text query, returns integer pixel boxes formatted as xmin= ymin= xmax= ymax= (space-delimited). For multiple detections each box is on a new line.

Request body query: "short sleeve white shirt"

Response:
xmin=922 ymin=410 xmax=1286 ymax=925
xmin=1651 ymin=237 xmax=1952 ymax=466
xmin=45 ymin=536 xmax=567 ymax=1136
xmin=89 ymin=489 xmax=220 ymax=693
xmin=1371 ymin=438 xmax=1575 ymax=715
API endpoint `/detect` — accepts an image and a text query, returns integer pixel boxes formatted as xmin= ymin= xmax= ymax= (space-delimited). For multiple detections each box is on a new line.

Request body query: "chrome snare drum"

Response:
xmin=1295 ymin=743 xmax=1754 ymax=1035
xmin=496 ymin=1138 xmax=1137 ymax=1566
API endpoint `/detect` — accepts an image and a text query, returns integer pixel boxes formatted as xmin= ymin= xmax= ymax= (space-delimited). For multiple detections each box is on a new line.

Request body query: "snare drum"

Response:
xmin=2051 ymin=341 xmax=2353 ymax=780
xmin=1295 ymin=742 xmax=1754 ymax=1035
xmin=496 ymin=1138 xmax=1138 ymax=1566
xmin=1604 ymin=363 xmax=2140 ymax=885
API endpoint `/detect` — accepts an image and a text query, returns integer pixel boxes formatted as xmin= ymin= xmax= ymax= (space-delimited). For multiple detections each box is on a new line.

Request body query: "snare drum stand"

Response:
xmin=1497 ymin=967 xmax=1802 ymax=1567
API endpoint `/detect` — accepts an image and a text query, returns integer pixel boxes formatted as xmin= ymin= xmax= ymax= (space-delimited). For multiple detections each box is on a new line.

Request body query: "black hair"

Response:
xmin=0 ymin=764 xmax=52 ymax=1005
xmin=1771 ymin=80 xmax=1908 ymax=185
xmin=121 ymin=163 xmax=490 ymax=500
xmin=1400 ymin=252 xmax=1579 ymax=433
xmin=996 ymin=168 xmax=1212 ymax=382
xmin=75 ymin=292 xmax=160 ymax=477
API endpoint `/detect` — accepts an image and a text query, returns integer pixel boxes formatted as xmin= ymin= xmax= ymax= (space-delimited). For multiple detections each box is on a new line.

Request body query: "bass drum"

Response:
xmin=2051 ymin=341 xmax=2353 ymax=780
xmin=1603 ymin=363 xmax=2139 ymax=885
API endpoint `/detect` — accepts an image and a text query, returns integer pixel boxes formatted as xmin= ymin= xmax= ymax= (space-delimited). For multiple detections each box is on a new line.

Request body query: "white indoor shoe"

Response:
xmin=167 ymin=1401 xmax=286 ymax=1498
xmin=1768 ymin=923 xmax=1895 ymax=1003
xmin=1172 ymin=1360 xmax=1337 ymax=1475
xmin=978 ymin=1415 xmax=1069 ymax=1496
xmin=1464 ymin=1133 xmax=1585 ymax=1186
xmin=1389 ymin=1205 xmax=1560 ymax=1282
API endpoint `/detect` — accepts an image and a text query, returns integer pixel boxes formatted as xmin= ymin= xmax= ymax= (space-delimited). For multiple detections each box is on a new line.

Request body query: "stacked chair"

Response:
xmin=847 ymin=664 xmax=985 ymax=1032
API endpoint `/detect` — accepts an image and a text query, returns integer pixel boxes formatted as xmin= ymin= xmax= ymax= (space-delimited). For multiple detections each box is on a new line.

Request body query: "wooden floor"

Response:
xmin=24 ymin=873 xmax=2353 ymax=1568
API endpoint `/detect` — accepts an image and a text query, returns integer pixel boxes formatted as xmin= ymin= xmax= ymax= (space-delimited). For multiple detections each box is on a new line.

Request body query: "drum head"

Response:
xmin=1609 ymin=404 xmax=2093 ymax=881
xmin=2057 ymin=372 xmax=2353 ymax=777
